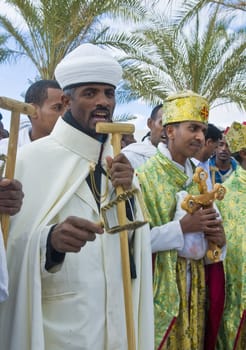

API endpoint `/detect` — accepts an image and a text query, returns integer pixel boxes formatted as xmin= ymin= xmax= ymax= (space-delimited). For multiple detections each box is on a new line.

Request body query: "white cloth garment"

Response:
xmin=0 ymin=118 xmax=154 ymax=350
xmin=121 ymin=137 xmax=157 ymax=169
xmin=0 ymin=227 xmax=8 ymax=302
xmin=0 ymin=125 xmax=31 ymax=155
xmin=174 ymin=190 xmax=208 ymax=260
xmin=55 ymin=43 xmax=122 ymax=89
xmin=191 ymin=157 xmax=213 ymax=191
xmin=0 ymin=125 xmax=31 ymax=303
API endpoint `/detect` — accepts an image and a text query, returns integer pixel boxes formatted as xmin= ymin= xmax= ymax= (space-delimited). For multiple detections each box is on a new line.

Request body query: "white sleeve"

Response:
xmin=121 ymin=149 xmax=146 ymax=169
xmin=151 ymin=220 xmax=184 ymax=253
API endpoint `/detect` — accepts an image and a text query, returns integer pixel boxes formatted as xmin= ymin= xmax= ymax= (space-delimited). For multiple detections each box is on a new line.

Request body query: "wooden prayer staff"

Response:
xmin=0 ymin=96 xmax=36 ymax=248
xmin=181 ymin=167 xmax=226 ymax=262
xmin=96 ymin=122 xmax=136 ymax=350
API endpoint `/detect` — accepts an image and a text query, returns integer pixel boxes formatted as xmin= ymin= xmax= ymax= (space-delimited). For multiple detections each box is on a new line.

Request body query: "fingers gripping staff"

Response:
xmin=0 ymin=97 xmax=36 ymax=247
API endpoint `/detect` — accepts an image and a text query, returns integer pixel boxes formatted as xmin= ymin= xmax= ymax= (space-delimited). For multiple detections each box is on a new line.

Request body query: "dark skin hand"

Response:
xmin=180 ymin=207 xmax=226 ymax=247
xmin=51 ymin=153 xmax=134 ymax=253
xmin=51 ymin=216 xmax=104 ymax=253
xmin=106 ymin=153 xmax=134 ymax=190
xmin=0 ymin=178 xmax=24 ymax=215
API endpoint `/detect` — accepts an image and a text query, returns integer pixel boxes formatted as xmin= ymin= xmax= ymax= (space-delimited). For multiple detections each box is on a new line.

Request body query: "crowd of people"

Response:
xmin=0 ymin=43 xmax=245 ymax=350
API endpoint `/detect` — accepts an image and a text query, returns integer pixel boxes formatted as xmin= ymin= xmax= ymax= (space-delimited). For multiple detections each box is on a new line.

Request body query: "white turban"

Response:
xmin=55 ymin=43 xmax=122 ymax=89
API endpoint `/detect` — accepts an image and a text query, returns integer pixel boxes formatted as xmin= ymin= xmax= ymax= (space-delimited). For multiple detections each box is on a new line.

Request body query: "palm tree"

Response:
xmin=0 ymin=0 xmax=147 ymax=78
xmin=177 ymin=0 xmax=246 ymax=12
xmin=116 ymin=6 xmax=246 ymax=111
xmin=0 ymin=33 xmax=15 ymax=63
xmin=166 ymin=0 xmax=246 ymax=29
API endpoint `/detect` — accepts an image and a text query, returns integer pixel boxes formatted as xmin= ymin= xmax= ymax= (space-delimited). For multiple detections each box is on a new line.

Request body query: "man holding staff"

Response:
xmin=0 ymin=44 xmax=154 ymax=350
xmin=136 ymin=91 xmax=226 ymax=350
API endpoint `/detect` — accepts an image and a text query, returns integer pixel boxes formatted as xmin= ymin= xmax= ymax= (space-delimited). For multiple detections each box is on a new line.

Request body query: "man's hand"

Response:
xmin=51 ymin=216 xmax=104 ymax=253
xmin=204 ymin=222 xmax=226 ymax=247
xmin=106 ymin=154 xmax=134 ymax=190
xmin=180 ymin=207 xmax=226 ymax=247
xmin=0 ymin=178 xmax=24 ymax=215
xmin=180 ymin=207 xmax=218 ymax=232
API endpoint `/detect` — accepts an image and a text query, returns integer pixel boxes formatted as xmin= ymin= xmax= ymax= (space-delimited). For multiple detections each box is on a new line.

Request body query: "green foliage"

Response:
xmin=167 ymin=0 xmax=246 ymax=28
xmin=0 ymin=33 xmax=15 ymax=62
xmin=0 ymin=0 xmax=245 ymax=119
xmin=0 ymin=0 xmax=147 ymax=78
xmin=118 ymin=6 xmax=246 ymax=110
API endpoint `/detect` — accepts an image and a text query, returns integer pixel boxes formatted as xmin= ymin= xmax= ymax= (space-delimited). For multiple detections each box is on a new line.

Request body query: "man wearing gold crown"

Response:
xmin=136 ymin=91 xmax=226 ymax=350
xmin=0 ymin=44 xmax=154 ymax=350
xmin=216 ymin=122 xmax=246 ymax=350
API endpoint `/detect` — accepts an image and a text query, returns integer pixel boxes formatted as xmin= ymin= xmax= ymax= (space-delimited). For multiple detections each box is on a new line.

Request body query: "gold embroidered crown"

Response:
xmin=225 ymin=121 xmax=246 ymax=153
xmin=162 ymin=90 xmax=209 ymax=126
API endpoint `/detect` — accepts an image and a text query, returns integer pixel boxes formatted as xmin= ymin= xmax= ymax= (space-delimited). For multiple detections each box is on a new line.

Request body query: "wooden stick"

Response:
xmin=96 ymin=122 xmax=136 ymax=350
xmin=0 ymin=97 xmax=36 ymax=247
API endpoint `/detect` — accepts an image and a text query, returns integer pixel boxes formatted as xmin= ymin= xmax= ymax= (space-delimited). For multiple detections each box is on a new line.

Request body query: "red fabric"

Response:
xmin=152 ymin=253 xmax=156 ymax=276
xmin=204 ymin=262 xmax=225 ymax=350
xmin=157 ymin=317 xmax=177 ymax=350
xmin=233 ymin=310 xmax=246 ymax=350
xmin=152 ymin=253 xmax=177 ymax=350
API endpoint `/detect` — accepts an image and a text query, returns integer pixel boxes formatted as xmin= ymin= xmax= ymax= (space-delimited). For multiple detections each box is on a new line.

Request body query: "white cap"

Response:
xmin=55 ymin=43 xmax=122 ymax=89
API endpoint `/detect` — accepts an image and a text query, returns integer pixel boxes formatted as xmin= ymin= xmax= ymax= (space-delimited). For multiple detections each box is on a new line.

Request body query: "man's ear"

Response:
xmin=165 ymin=124 xmax=175 ymax=140
xmin=147 ymin=118 xmax=152 ymax=130
xmin=61 ymin=94 xmax=70 ymax=109
xmin=29 ymin=103 xmax=39 ymax=120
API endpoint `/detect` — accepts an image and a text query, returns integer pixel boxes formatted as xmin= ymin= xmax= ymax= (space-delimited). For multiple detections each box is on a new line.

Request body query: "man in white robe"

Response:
xmin=121 ymin=104 xmax=165 ymax=169
xmin=0 ymin=44 xmax=154 ymax=350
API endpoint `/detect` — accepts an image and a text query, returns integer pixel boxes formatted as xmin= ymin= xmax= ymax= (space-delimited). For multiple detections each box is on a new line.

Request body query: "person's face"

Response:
xmin=65 ymin=84 xmax=116 ymax=138
xmin=34 ymin=88 xmax=65 ymax=136
xmin=216 ymin=136 xmax=231 ymax=161
xmin=205 ymin=139 xmax=219 ymax=159
xmin=198 ymin=139 xmax=219 ymax=161
xmin=148 ymin=108 xmax=166 ymax=147
xmin=166 ymin=121 xmax=206 ymax=165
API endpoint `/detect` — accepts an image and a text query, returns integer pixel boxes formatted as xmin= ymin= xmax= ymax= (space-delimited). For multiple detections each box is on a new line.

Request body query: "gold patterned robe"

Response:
xmin=216 ymin=166 xmax=246 ymax=350
xmin=137 ymin=149 xmax=206 ymax=350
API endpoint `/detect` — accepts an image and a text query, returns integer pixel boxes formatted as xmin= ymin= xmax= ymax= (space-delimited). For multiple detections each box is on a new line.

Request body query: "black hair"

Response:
xmin=150 ymin=104 xmax=163 ymax=120
xmin=141 ymin=131 xmax=150 ymax=142
xmin=25 ymin=79 xmax=61 ymax=106
xmin=205 ymin=123 xmax=222 ymax=141
xmin=140 ymin=104 xmax=163 ymax=141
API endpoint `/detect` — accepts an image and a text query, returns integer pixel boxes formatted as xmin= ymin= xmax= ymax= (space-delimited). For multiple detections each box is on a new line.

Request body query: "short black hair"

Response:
xmin=150 ymin=104 xmax=163 ymax=120
xmin=205 ymin=123 xmax=222 ymax=141
xmin=25 ymin=79 xmax=61 ymax=106
xmin=141 ymin=104 xmax=163 ymax=141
